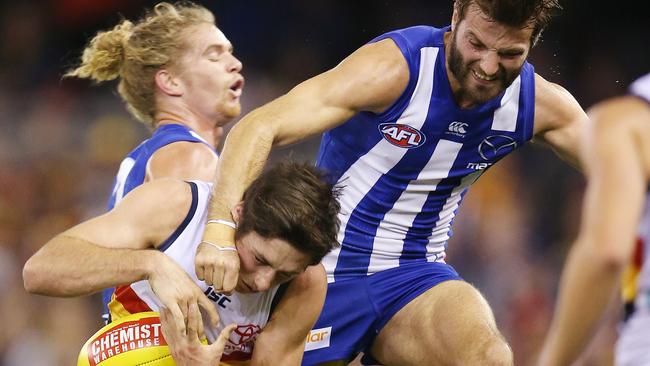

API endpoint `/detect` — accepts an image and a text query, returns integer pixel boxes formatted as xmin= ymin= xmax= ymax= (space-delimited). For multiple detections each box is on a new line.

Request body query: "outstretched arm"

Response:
xmin=23 ymin=179 xmax=220 ymax=327
xmin=539 ymin=96 xmax=650 ymax=365
xmin=197 ymin=38 xmax=410 ymax=293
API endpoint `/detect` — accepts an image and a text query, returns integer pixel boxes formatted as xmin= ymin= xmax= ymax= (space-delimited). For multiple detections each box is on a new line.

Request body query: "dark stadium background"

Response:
xmin=1 ymin=1 xmax=648 ymax=364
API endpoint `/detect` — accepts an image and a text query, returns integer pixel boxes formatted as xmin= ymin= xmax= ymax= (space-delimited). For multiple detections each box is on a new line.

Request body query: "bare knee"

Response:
xmin=463 ymin=336 xmax=513 ymax=366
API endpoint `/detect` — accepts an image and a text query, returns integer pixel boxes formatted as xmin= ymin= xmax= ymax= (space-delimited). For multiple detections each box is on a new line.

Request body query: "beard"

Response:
xmin=447 ymin=31 xmax=522 ymax=105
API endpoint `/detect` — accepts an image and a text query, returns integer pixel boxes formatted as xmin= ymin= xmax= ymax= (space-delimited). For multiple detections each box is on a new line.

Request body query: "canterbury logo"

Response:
xmin=448 ymin=121 xmax=468 ymax=134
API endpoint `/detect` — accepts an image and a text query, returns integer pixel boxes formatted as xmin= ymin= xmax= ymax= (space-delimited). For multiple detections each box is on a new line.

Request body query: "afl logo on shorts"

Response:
xmin=478 ymin=135 xmax=518 ymax=160
xmin=379 ymin=123 xmax=426 ymax=149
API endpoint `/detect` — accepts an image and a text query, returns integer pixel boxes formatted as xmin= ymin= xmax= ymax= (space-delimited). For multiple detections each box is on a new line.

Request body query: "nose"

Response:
xmin=228 ymin=53 xmax=243 ymax=73
xmin=479 ymin=51 xmax=499 ymax=76
xmin=253 ymin=268 xmax=274 ymax=292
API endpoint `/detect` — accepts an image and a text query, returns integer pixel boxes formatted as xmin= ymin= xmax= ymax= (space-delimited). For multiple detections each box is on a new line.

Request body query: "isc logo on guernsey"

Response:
xmin=379 ymin=123 xmax=426 ymax=149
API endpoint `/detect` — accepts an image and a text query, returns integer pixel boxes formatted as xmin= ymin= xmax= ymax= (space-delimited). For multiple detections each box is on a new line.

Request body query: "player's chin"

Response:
xmin=222 ymin=103 xmax=241 ymax=119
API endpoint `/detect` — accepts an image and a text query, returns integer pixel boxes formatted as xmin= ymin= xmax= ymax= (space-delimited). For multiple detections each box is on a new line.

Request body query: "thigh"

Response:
xmin=370 ymin=280 xmax=510 ymax=366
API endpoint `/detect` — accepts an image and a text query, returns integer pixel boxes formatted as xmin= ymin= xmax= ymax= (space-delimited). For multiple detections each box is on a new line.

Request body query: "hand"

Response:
xmin=148 ymin=252 xmax=220 ymax=333
xmin=195 ymin=222 xmax=240 ymax=294
xmin=160 ymin=303 xmax=236 ymax=366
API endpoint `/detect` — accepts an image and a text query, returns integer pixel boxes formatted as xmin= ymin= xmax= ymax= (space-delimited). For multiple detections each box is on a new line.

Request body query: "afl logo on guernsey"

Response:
xmin=478 ymin=135 xmax=518 ymax=160
xmin=379 ymin=123 xmax=426 ymax=149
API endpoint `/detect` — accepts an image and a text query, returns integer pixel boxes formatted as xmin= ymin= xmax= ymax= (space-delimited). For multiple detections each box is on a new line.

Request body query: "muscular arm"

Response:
xmin=532 ymin=73 xmax=588 ymax=169
xmin=23 ymin=179 xmax=191 ymax=296
xmin=251 ymin=265 xmax=327 ymax=365
xmin=539 ymin=96 xmax=650 ymax=365
xmin=203 ymin=38 xmax=409 ymax=243
xmin=146 ymin=141 xmax=218 ymax=182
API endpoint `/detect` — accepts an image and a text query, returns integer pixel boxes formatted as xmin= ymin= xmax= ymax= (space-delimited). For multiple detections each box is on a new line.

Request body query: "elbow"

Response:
xmin=598 ymin=247 xmax=630 ymax=271
xmin=572 ymin=238 xmax=630 ymax=273
xmin=23 ymin=255 xmax=68 ymax=295
xmin=23 ymin=257 xmax=47 ymax=294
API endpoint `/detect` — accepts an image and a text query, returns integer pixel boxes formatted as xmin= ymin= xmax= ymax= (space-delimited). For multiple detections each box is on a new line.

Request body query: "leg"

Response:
xmin=370 ymin=280 xmax=512 ymax=366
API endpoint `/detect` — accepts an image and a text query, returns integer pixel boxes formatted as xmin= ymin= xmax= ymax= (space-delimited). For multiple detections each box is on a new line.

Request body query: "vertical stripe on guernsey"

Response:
xmin=329 ymin=47 xmax=438 ymax=282
xmin=492 ymin=75 xmax=521 ymax=132
xmin=367 ymin=140 xmax=463 ymax=271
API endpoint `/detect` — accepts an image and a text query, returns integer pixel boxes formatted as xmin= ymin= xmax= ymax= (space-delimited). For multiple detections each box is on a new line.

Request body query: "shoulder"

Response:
xmin=533 ymin=73 xmax=585 ymax=135
xmin=589 ymin=95 xmax=650 ymax=137
xmin=147 ymin=141 xmax=218 ymax=181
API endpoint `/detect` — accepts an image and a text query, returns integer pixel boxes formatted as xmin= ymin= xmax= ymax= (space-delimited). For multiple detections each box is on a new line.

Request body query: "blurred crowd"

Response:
xmin=1 ymin=1 xmax=648 ymax=365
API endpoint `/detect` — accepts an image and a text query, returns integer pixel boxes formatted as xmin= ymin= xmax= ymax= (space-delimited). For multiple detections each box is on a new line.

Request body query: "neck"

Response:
xmin=154 ymin=109 xmax=227 ymax=148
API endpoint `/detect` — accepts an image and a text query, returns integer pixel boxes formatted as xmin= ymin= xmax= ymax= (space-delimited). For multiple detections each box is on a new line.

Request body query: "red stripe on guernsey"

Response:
xmin=115 ymin=285 xmax=153 ymax=314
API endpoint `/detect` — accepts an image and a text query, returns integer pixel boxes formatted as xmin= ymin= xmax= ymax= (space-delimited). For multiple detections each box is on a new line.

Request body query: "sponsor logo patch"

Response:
xmin=478 ymin=135 xmax=518 ymax=161
xmin=304 ymin=326 xmax=332 ymax=352
xmin=446 ymin=121 xmax=468 ymax=137
xmin=379 ymin=123 xmax=426 ymax=149
xmin=88 ymin=317 xmax=165 ymax=366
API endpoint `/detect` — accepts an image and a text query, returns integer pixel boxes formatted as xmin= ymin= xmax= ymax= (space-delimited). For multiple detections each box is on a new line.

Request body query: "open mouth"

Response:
xmin=472 ymin=69 xmax=496 ymax=82
xmin=229 ymin=77 xmax=244 ymax=97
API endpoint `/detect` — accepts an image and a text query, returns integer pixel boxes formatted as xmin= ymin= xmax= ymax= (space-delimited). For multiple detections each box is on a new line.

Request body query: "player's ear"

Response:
xmin=451 ymin=2 xmax=460 ymax=31
xmin=231 ymin=201 xmax=244 ymax=225
xmin=154 ymin=69 xmax=183 ymax=97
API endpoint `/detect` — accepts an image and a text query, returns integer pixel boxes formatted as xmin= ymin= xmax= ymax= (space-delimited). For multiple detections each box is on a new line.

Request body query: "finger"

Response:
xmin=197 ymin=292 xmax=220 ymax=328
xmin=186 ymin=302 xmax=202 ymax=343
xmin=221 ymin=259 xmax=239 ymax=294
xmin=159 ymin=307 xmax=178 ymax=348
xmin=210 ymin=323 xmax=236 ymax=353
xmin=169 ymin=304 xmax=187 ymax=336
xmin=178 ymin=299 xmax=189 ymax=332
xmin=211 ymin=263 xmax=225 ymax=292
xmin=159 ymin=307 xmax=172 ymax=332
xmin=203 ymin=264 xmax=214 ymax=287
xmin=196 ymin=261 xmax=205 ymax=282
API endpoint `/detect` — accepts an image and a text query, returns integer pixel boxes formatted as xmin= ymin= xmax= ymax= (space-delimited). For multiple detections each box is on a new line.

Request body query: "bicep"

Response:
xmin=533 ymin=75 xmax=588 ymax=169
xmin=65 ymin=179 xmax=191 ymax=250
xmin=267 ymin=39 xmax=409 ymax=146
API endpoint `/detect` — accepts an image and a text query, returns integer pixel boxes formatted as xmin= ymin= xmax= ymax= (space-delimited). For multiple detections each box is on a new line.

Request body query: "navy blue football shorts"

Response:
xmin=301 ymin=261 xmax=462 ymax=364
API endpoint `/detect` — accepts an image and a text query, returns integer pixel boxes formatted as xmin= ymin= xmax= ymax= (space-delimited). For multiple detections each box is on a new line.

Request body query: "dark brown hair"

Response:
xmin=236 ymin=162 xmax=341 ymax=265
xmin=455 ymin=0 xmax=562 ymax=45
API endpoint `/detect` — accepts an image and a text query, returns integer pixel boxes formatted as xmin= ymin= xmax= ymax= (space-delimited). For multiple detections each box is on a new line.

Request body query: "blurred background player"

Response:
xmin=23 ymin=162 xmax=340 ymax=365
xmin=64 ymin=1 xmax=244 ymax=323
xmin=197 ymin=0 xmax=590 ymax=364
xmin=539 ymin=73 xmax=650 ymax=366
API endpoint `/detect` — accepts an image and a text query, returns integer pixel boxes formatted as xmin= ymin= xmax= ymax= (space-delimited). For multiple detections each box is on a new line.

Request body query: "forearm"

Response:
xmin=207 ymin=107 xmax=275 ymax=223
xmin=23 ymin=234 xmax=161 ymax=297
xmin=541 ymin=240 xmax=622 ymax=365
xmin=251 ymin=343 xmax=302 ymax=366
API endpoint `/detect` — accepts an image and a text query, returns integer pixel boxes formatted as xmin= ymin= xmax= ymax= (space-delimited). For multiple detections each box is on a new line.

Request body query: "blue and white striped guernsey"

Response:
xmin=316 ymin=26 xmax=535 ymax=283
xmin=106 ymin=123 xmax=215 ymax=210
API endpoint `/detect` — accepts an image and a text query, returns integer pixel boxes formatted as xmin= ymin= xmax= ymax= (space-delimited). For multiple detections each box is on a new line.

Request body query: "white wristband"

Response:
xmin=201 ymin=241 xmax=237 ymax=252
xmin=206 ymin=219 xmax=237 ymax=229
